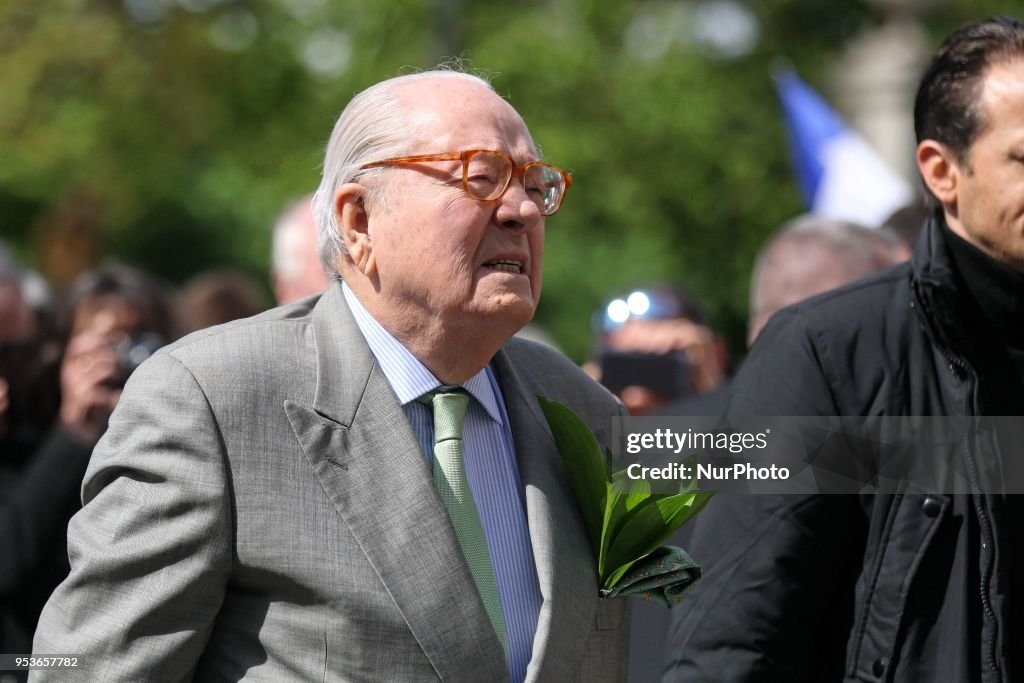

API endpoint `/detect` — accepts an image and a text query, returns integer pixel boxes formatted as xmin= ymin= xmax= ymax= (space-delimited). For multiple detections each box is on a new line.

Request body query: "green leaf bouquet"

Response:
xmin=539 ymin=396 xmax=713 ymax=607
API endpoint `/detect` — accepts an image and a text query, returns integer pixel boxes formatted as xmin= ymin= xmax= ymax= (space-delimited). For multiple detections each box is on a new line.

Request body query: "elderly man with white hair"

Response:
xmin=32 ymin=69 xmax=630 ymax=682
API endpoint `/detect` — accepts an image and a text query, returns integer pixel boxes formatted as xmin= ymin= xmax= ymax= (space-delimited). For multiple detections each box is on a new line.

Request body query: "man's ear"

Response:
xmin=333 ymin=183 xmax=376 ymax=277
xmin=917 ymin=139 xmax=962 ymax=210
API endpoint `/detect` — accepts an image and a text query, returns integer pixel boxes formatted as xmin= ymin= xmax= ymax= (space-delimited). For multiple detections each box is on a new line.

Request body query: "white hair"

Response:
xmin=271 ymin=196 xmax=313 ymax=281
xmin=750 ymin=214 xmax=908 ymax=328
xmin=311 ymin=69 xmax=496 ymax=278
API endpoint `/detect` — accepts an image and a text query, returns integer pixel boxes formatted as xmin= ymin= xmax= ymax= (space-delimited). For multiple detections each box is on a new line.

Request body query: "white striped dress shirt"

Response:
xmin=342 ymin=283 xmax=541 ymax=682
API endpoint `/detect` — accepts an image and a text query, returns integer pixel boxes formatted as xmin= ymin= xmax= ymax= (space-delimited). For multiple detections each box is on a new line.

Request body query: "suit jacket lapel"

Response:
xmin=285 ymin=284 xmax=507 ymax=682
xmin=492 ymin=349 xmax=599 ymax=682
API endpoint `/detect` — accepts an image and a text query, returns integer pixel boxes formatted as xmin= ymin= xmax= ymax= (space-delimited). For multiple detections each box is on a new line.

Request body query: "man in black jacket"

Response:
xmin=664 ymin=17 xmax=1024 ymax=683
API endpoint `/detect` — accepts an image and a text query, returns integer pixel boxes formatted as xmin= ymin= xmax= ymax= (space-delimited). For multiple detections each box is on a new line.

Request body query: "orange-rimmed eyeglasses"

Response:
xmin=359 ymin=149 xmax=572 ymax=216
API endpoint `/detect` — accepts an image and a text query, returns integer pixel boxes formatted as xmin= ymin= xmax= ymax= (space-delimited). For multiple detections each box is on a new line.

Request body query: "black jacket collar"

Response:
xmin=911 ymin=210 xmax=1024 ymax=381
xmin=910 ymin=211 xmax=979 ymax=378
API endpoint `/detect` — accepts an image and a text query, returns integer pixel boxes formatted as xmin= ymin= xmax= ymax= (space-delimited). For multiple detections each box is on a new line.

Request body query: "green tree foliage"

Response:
xmin=0 ymin=0 xmax=1016 ymax=357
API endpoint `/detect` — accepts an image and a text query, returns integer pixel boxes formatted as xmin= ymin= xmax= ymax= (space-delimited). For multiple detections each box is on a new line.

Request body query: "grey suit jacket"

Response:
xmin=31 ymin=284 xmax=629 ymax=682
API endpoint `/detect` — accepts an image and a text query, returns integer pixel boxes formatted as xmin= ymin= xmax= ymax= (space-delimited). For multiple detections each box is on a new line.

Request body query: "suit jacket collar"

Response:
xmin=308 ymin=281 xmax=373 ymax=427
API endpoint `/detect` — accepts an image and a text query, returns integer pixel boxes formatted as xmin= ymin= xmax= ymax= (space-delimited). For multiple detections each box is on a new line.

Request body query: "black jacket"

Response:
xmin=663 ymin=215 xmax=1019 ymax=683
xmin=1 ymin=427 xmax=91 ymax=662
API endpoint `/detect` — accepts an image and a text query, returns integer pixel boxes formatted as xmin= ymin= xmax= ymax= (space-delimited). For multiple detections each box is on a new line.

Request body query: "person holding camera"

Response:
xmin=1 ymin=261 xmax=177 ymax=662
xmin=588 ymin=285 xmax=729 ymax=417
xmin=57 ymin=264 xmax=178 ymax=446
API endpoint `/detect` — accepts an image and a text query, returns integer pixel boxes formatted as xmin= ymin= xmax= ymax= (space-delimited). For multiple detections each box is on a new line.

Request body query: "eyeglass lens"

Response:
xmin=465 ymin=151 xmax=565 ymax=215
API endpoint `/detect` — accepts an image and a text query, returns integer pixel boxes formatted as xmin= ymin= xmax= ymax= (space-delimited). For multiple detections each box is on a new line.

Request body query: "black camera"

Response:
xmin=112 ymin=333 xmax=165 ymax=386
xmin=598 ymin=349 xmax=693 ymax=399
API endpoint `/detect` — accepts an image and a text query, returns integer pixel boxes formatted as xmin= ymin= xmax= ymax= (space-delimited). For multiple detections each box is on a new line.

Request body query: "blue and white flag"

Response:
xmin=775 ymin=69 xmax=913 ymax=227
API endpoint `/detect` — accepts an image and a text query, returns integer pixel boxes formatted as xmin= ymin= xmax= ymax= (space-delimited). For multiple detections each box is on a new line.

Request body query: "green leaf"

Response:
xmin=598 ymin=481 xmax=621 ymax=576
xmin=603 ymin=468 xmax=656 ymax=580
xmin=602 ymin=492 xmax=714 ymax=585
xmin=610 ymin=466 xmax=651 ymax=511
xmin=538 ymin=396 xmax=609 ymax=553
xmin=538 ymin=396 xmax=713 ymax=597
xmin=600 ymin=477 xmax=652 ymax=577
xmin=605 ymin=556 xmax=642 ymax=590
xmin=599 ymin=491 xmax=663 ymax=588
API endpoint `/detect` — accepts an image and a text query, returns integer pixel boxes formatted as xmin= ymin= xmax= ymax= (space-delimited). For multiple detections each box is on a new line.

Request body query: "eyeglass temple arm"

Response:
xmin=360 ymin=152 xmax=465 ymax=169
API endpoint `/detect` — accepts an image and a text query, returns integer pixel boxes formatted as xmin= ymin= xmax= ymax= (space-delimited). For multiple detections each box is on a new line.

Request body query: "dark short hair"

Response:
xmin=914 ymin=16 xmax=1024 ymax=163
xmin=64 ymin=262 xmax=179 ymax=343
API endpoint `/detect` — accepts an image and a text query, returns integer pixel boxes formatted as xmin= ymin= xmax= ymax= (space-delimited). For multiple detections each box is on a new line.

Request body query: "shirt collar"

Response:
xmin=342 ymin=282 xmax=504 ymax=424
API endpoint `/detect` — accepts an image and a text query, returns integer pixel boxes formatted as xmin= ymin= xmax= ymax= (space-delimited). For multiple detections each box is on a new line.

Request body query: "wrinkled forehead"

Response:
xmin=393 ymin=78 xmax=539 ymax=159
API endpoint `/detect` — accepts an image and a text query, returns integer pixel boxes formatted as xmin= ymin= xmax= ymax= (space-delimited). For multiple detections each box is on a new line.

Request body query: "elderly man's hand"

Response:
xmin=59 ymin=332 xmax=123 ymax=446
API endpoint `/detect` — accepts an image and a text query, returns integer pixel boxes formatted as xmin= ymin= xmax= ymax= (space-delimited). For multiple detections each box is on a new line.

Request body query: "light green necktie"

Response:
xmin=420 ymin=389 xmax=508 ymax=656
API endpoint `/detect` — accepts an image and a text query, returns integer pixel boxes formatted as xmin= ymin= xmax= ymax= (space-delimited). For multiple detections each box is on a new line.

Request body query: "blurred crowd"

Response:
xmin=0 ymin=195 xmax=336 ymax=666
